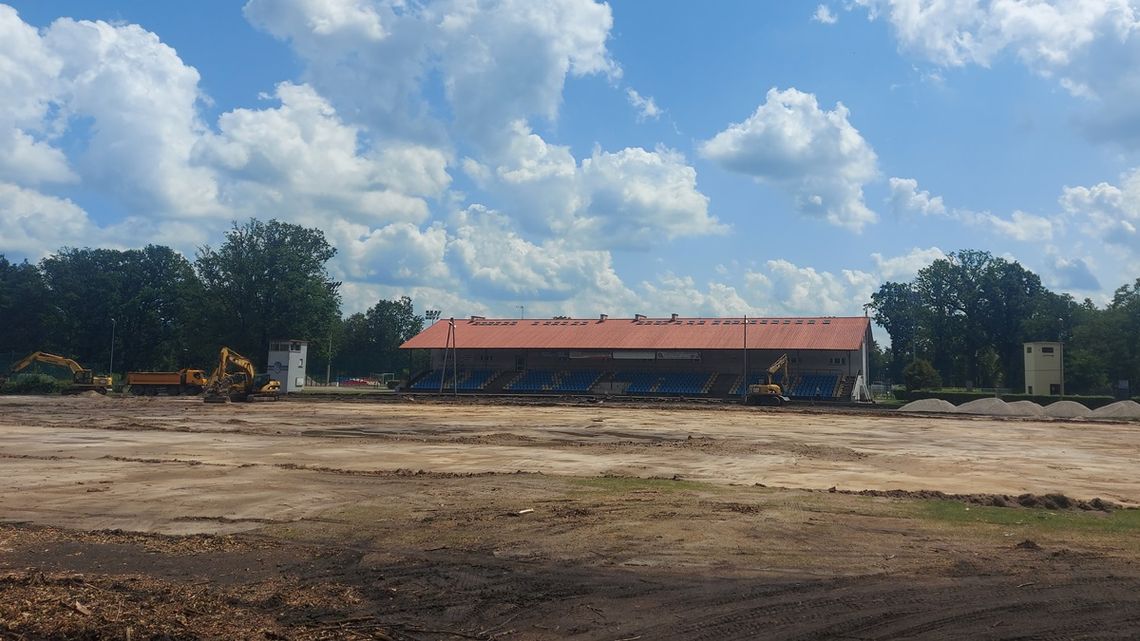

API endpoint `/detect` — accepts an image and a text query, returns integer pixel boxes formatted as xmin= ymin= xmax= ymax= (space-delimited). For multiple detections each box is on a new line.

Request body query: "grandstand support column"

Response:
xmin=742 ymin=314 xmax=748 ymax=401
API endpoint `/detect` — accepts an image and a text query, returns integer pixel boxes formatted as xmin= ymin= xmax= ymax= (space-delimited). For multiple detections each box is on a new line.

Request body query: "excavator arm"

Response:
xmin=746 ymin=353 xmax=791 ymax=407
xmin=7 ymin=351 xmax=111 ymax=392
xmin=203 ymin=347 xmax=279 ymax=403
xmin=10 ymin=352 xmax=85 ymax=376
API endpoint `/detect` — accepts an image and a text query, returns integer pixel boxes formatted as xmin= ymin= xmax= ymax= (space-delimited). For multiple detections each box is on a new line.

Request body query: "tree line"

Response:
xmin=0 ymin=219 xmax=426 ymax=382
xmin=4 ymin=233 xmax=1135 ymax=394
xmin=869 ymin=250 xmax=1139 ymax=395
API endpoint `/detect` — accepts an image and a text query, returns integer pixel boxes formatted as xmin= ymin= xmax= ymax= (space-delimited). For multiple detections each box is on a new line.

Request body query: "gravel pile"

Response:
xmin=956 ymin=398 xmax=1015 ymax=416
xmin=1090 ymin=400 xmax=1140 ymax=420
xmin=899 ymin=398 xmax=957 ymax=413
xmin=1006 ymin=400 xmax=1046 ymax=417
xmin=1043 ymin=400 xmax=1091 ymax=418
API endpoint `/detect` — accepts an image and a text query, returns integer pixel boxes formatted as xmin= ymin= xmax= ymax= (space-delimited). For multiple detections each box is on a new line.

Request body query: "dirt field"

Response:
xmin=2 ymin=395 xmax=1140 ymax=639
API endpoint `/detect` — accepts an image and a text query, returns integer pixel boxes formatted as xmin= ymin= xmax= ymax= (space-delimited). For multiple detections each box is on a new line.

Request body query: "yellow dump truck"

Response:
xmin=126 ymin=369 xmax=209 ymax=396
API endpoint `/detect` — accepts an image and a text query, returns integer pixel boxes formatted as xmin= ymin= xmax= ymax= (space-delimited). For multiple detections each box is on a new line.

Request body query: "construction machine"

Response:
xmin=746 ymin=353 xmax=791 ymax=406
xmin=5 ymin=352 xmax=113 ymax=394
xmin=202 ymin=347 xmax=280 ymax=403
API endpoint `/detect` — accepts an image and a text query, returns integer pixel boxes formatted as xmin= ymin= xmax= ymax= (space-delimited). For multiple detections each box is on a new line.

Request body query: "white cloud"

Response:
xmin=626 ymin=88 xmax=662 ymax=121
xmin=246 ymin=0 xmax=620 ymax=145
xmin=970 ymin=209 xmax=1054 ymax=242
xmin=1059 ymin=168 xmax=1140 ymax=245
xmin=854 ymin=1 xmax=1140 ymax=144
xmin=331 ymin=220 xmax=450 ymax=284
xmin=44 ymin=16 xmax=221 ymax=217
xmin=813 ymin=5 xmax=838 ymax=24
xmin=889 ymin=175 xmax=1053 ymax=242
xmin=1047 ymin=252 xmax=1102 ymax=291
xmin=700 ymin=87 xmax=879 ymax=231
xmin=888 ymin=176 xmax=946 ymax=216
xmin=195 ymin=82 xmax=435 ymax=225
xmin=435 ymin=0 xmax=619 ymax=142
xmin=637 ymin=273 xmax=757 ymax=317
xmin=248 ymin=0 xmax=388 ymax=43
xmin=481 ymin=122 xmax=723 ymax=248
xmin=854 ymin=0 xmax=1138 ymax=71
xmin=746 ymin=259 xmax=877 ymax=316
xmin=0 ymin=182 xmax=101 ymax=258
xmin=871 ymin=246 xmax=946 ymax=280
xmin=447 ymin=205 xmax=636 ymax=305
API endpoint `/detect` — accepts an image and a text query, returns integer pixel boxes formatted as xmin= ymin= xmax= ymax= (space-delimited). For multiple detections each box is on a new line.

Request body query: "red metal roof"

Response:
xmin=401 ymin=316 xmax=870 ymax=351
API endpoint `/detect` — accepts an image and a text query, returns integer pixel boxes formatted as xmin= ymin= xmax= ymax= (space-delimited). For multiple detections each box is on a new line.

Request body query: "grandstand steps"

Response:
xmin=708 ymin=373 xmax=740 ymax=398
xmin=483 ymin=370 xmax=520 ymax=393
xmin=838 ymin=375 xmax=855 ymax=400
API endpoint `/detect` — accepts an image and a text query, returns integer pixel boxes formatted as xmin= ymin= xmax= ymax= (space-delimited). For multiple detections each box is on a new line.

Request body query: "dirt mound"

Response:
xmin=955 ymin=397 xmax=1014 ymax=416
xmin=848 ymin=488 xmax=1117 ymax=511
xmin=1006 ymin=400 xmax=1046 ymax=417
xmin=1090 ymin=400 xmax=1140 ymax=420
xmin=899 ymin=398 xmax=957 ymax=413
xmin=1044 ymin=400 xmax=1091 ymax=418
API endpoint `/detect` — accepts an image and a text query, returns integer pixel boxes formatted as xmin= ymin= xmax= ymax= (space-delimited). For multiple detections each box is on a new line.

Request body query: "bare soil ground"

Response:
xmin=2 ymin=395 xmax=1140 ymax=640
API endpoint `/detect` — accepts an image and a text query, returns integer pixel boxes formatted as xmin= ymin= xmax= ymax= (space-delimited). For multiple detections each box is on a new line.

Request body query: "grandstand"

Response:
xmin=401 ymin=315 xmax=873 ymax=401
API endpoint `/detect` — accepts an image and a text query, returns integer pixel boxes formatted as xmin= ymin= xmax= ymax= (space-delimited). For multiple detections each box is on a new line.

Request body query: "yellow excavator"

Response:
xmin=202 ymin=346 xmax=280 ymax=403
xmin=746 ymin=353 xmax=791 ymax=406
xmin=5 ymin=351 xmax=113 ymax=394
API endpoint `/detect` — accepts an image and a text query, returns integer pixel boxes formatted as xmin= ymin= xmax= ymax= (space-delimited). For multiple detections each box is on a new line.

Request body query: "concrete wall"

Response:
xmin=1024 ymin=341 xmax=1062 ymax=395
xmin=268 ymin=340 xmax=308 ymax=393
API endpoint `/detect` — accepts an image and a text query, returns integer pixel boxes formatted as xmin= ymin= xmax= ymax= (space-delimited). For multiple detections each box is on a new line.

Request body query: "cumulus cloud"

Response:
xmin=448 ymin=205 xmax=636 ymax=304
xmin=871 ymin=246 xmax=946 ymax=281
xmin=813 ymin=5 xmax=838 ymax=24
xmin=700 ymin=87 xmax=879 ymax=231
xmin=45 ymin=16 xmax=221 ymax=217
xmin=1048 ymin=253 xmax=1102 ymax=291
xmin=330 ymin=220 xmax=450 ymax=284
xmin=434 ymin=0 xmax=619 ymax=142
xmin=246 ymin=0 xmax=620 ymax=145
xmin=638 ymin=273 xmax=756 ymax=317
xmin=888 ymin=176 xmax=946 ymax=216
xmin=0 ymin=182 xmax=101 ymax=258
xmin=746 ymin=259 xmax=877 ymax=316
xmin=853 ymin=0 xmax=1138 ymax=71
xmin=1059 ymin=168 xmax=1140 ymax=246
xmin=476 ymin=122 xmax=723 ymax=248
xmin=854 ymin=1 xmax=1140 ymax=145
xmin=889 ymin=176 xmax=1053 ymax=242
xmin=194 ymin=82 xmax=436 ymax=225
xmin=626 ymin=88 xmax=662 ymax=121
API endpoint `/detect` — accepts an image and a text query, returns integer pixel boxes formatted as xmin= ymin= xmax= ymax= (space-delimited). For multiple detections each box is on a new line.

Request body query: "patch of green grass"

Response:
xmin=571 ymin=475 xmax=716 ymax=493
xmin=919 ymin=500 xmax=1140 ymax=534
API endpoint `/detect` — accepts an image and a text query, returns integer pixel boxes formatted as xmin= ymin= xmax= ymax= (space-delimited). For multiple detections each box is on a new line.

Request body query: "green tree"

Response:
xmin=903 ymin=358 xmax=942 ymax=391
xmin=38 ymin=246 xmax=204 ymax=374
xmin=0 ymin=256 xmax=57 ymax=361
xmin=868 ymin=282 xmax=920 ymax=381
xmin=195 ymin=219 xmax=341 ymax=363
xmin=337 ymin=296 xmax=425 ymax=378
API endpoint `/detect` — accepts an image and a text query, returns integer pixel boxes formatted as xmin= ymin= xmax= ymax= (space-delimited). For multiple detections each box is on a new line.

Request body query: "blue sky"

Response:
xmin=2 ymin=1 xmax=1138 ymax=325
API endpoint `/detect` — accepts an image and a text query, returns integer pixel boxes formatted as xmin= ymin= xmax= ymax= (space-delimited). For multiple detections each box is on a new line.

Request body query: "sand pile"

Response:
xmin=1043 ymin=400 xmax=1091 ymax=418
xmin=1006 ymin=400 xmax=1046 ymax=417
xmin=956 ymin=398 xmax=1015 ymax=416
xmin=1090 ymin=400 xmax=1140 ymax=420
xmin=899 ymin=398 xmax=957 ymax=413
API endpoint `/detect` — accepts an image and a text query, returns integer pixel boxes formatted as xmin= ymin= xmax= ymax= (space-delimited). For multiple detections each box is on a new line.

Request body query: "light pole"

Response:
xmin=425 ymin=309 xmax=441 ymax=325
xmin=517 ymin=305 xmax=525 ymax=319
xmin=1058 ymin=317 xmax=1065 ymax=398
xmin=109 ymin=318 xmax=116 ymax=382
